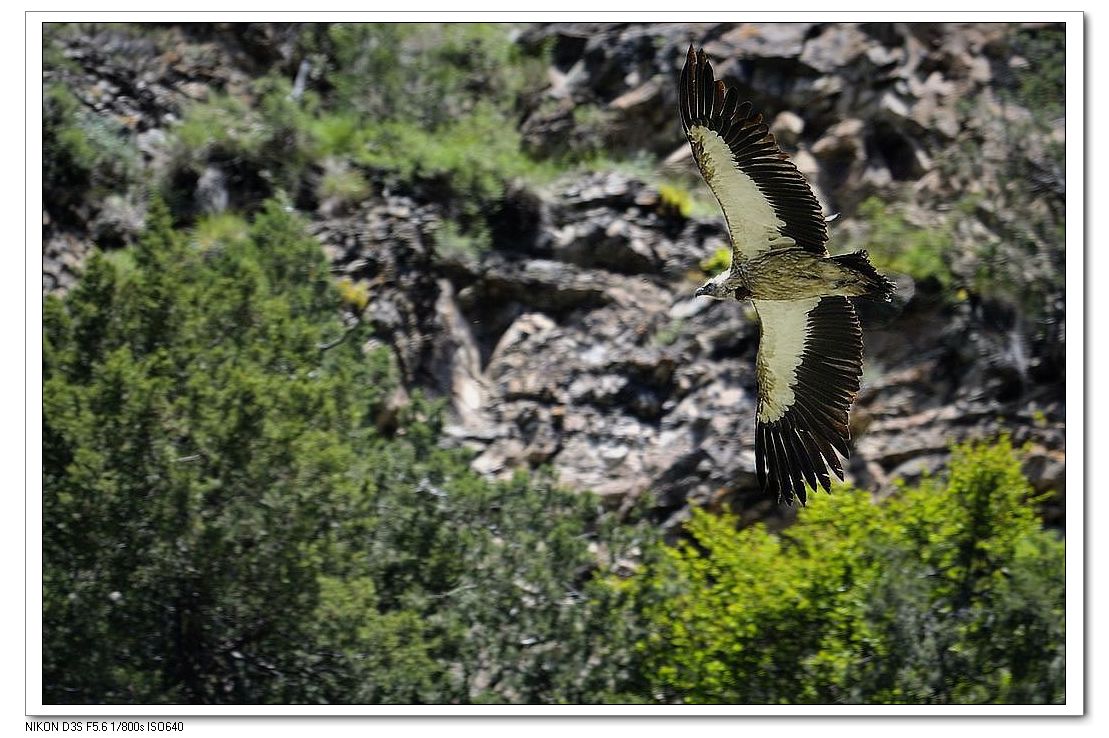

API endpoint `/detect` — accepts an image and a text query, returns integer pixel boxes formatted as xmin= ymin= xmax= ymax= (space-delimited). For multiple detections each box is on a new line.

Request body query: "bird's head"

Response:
xmin=694 ymin=281 xmax=723 ymax=299
xmin=695 ymin=273 xmax=748 ymax=301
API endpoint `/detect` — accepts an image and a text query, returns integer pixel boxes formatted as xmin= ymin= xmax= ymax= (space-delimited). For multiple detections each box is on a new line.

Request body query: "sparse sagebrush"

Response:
xmin=317 ymin=159 xmax=371 ymax=209
xmin=168 ymin=76 xmax=318 ymax=207
xmin=433 ymin=218 xmax=493 ymax=261
xmin=856 ymin=195 xmax=955 ymax=289
xmin=304 ymin=23 xmax=545 ymax=127
xmin=43 ymin=82 xmax=140 ymax=223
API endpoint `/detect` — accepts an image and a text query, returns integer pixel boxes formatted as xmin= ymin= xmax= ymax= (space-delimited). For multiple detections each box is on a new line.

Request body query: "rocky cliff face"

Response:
xmin=42 ymin=22 xmax=1066 ymax=528
xmin=415 ymin=169 xmax=1062 ymax=529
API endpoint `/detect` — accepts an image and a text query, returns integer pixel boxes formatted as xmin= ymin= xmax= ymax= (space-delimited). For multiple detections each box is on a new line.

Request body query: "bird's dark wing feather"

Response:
xmin=753 ymin=296 xmax=862 ymax=504
xmin=680 ymin=46 xmax=828 ymax=262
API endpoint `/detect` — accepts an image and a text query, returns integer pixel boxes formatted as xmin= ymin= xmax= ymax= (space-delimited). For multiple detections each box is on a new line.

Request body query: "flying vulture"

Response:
xmin=679 ymin=46 xmax=895 ymax=505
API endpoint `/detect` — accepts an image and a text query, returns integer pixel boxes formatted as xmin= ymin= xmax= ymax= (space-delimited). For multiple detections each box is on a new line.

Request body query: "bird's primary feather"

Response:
xmin=679 ymin=46 xmax=828 ymax=263
xmin=753 ymin=297 xmax=862 ymax=504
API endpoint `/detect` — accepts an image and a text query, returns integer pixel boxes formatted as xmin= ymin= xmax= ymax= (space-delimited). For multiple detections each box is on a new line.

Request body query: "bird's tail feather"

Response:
xmin=833 ymin=250 xmax=896 ymax=302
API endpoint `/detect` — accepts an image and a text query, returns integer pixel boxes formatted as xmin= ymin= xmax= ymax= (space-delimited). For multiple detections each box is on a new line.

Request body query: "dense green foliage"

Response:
xmin=44 ymin=199 xmax=381 ymax=702
xmin=627 ymin=437 xmax=1064 ymax=704
xmin=43 ymin=200 xmax=653 ymax=704
xmin=42 ymin=205 xmax=1065 ymax=704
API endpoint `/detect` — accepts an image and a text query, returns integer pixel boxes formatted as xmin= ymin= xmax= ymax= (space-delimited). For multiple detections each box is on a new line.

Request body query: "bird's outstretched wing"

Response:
xmin=753 ymin=296 xmax=862 ymax=504
xmin=679 ymin=46 xmax=828 ymax=263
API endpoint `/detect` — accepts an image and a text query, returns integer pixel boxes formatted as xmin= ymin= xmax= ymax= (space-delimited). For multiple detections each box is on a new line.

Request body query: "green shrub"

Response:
xmin=42 ymin=198 xmax=653 ymax=704
xmin=190 ymin=212 xmax=250 ymax=252
xmin=169 ymin=75 xmax=319 ymax=205
xmin=296 ymin=24 xmax=568 ymax=216
xmin=43 ymin=25 xmax=80 ymax=74
xmin=699 ymin=246 xmax=732 ymax=277
xmin=626 ymin=436 xmax=1064 ymax=704
xmin=317 ymin=161 xmax=371 ymax=207
xmin=357 ymin=104 xmax=559 ymax=211
xmin=43 ymin=83 xmax=96 ymax=182
xmin=306 ymin=23 xmax=544 ymax=128
xmin=335 ymin=276 xmax=370 ymax=312
xmin=657 ymin=184 xmax=693 ymax=220
xmin=309 ymin=112 xmax=365 ymax=158
xmin=1008 ymin=25 xmax=1065 ymax=121
xmin=43 ymin=82 xmax=139 ymax=221
xmin=857 ymin=195 xmax=955 ymax=287
xmin=433 ymin=218 xmax=492 ymax=261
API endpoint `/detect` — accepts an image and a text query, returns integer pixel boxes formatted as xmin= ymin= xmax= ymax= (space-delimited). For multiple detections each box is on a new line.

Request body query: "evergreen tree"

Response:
xmin=42 ymin=199 xmax=649 ymax=703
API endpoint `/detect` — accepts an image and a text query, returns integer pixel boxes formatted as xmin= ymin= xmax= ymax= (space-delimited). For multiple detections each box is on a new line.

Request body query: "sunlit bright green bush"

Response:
xmin=657 ymin=183 xmax=693 ymax=220
xmin=625 ymin=437 xmax=1064 ymax=705
xmin=699 ymin=245 xmax=732 ymax=277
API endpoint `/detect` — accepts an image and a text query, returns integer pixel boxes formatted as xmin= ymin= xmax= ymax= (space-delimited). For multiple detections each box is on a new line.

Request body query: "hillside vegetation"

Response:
xmin=42 ymin=22 xmax=1066 ymax=704
xmin=43 ymin=201 xmax=1064 ymax=705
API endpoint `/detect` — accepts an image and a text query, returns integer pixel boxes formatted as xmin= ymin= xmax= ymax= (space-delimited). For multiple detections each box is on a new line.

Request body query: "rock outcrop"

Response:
xmin=42 ymin=21 xmax=1066 ymax=527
